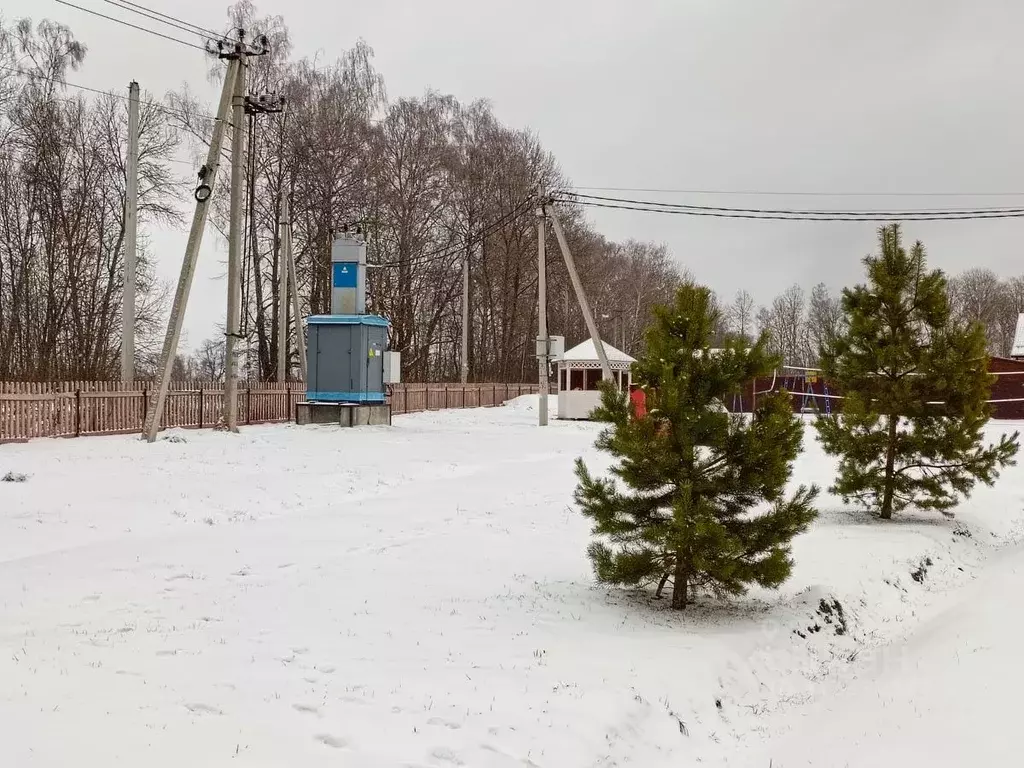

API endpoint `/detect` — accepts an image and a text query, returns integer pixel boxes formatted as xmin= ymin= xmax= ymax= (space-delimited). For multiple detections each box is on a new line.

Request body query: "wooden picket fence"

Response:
xmin=0 ymin=381 xmax=538 ymax=443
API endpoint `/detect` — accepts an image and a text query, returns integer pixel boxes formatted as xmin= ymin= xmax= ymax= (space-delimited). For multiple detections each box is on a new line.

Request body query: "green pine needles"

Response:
xmin=816 ymin=225 xmax=1019 ymax=519
xmin=574 ymin=283 xmax=819 ymax=610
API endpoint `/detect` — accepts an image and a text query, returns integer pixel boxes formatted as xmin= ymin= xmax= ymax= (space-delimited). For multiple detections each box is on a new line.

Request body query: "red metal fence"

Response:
xmin=733 ymin=366 xmax=1024 ymax=420
xmin=0 ymin=381 xmax=538 ymax=443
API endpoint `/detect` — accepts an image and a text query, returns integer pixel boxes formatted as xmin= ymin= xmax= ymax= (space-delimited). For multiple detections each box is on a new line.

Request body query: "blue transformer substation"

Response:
xmin=295 ymin=228 xmax=400 ymax=428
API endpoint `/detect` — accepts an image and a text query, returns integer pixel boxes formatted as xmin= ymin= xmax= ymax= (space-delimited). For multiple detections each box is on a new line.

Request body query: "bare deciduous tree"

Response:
xmin=948 ymin=268 xmax=1006 ymax=354
xmin=806 ymin=283 xmax=844 ymax=361
xmin=758 ymin=285 xmax=809 ymax=368
xmin=728 ymin=289 xmax=755 ymax=342
xmin=0 ymin=18 xmax=178 ymax=381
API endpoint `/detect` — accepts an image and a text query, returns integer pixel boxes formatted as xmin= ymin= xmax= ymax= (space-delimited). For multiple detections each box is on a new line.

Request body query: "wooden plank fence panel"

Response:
xmin=0 ymin=381 xmax=538 ymax=442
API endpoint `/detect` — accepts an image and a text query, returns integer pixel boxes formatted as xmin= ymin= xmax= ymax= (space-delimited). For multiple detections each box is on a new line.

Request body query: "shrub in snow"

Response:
xmin=816 ymin=224 xmax=1019 ymax=520
xmin=2 ymin=471 xmax=28 ymax=483
xmin=574 ymin=283 xmax=819 ymax=610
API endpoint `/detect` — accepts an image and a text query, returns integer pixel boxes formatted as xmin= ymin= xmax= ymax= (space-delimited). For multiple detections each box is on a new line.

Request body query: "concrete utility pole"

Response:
xmin=283 ymin=191 xmax=307 ymax=382
xmin=461 ymin=242 xmax=470 ymax=385
xmin=276 ymin=196 xmax=289 ymax=382
xmin=143 ymin=59 xmax=239 ymax=442
xmin=121 ymin=80 xmax=140 ymax=382
xmin=537 ymin=191 xmax=550 ymax=426
xmin=546 ymin=201 xmax=613 ymax=381
xmin=223 ymin=51 xmax=248 ymax=431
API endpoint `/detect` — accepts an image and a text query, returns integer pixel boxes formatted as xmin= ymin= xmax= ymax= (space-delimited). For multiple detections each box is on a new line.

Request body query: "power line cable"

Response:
xmin=553 ymin=197 xmax=1024 ymax=222
xmin=559 ymin=192 xmax=1024 ymax=218
xmin=568 ymin=185 xmax=1024 ymax=198
xmin=0 ymin=63 xmax=234 ymax=167
xmin=369 ymin=199 xmax=533 ymax=269
xmin=371 ymin=200 xmax=530 ymax=269
xmin=0 ymin=63 xmax=218 ymax=122
xmin=53 ymin=0 xmax=208 ymax=51
xmin=100 ymin=0 xmax=219 ymax=44
xmin=103 ymin=0 xmax=236 ymax=42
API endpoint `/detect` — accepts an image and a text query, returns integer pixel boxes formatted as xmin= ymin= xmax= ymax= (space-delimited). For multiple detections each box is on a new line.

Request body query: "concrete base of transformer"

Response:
xmin=295 ymin=402 xmax=392 ymax=428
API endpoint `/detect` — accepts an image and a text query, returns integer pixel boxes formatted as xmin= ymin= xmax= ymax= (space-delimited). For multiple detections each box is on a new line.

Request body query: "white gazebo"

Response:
xmin=557 ymin=338 xmax=636 ymax=420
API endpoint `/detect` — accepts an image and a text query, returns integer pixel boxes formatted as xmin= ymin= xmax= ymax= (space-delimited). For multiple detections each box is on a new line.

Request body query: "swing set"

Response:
xmin=780 ymin=370 xmax=832 ymax=415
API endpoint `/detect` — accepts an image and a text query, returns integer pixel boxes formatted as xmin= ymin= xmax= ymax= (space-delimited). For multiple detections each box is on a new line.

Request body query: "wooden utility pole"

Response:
xmin=121 ymin=80 xmax=139 ymax=382
xmin=546 ymin=201 xmax=613 ymax=381
xmin=223 ymin=51 xmax=248 ymax=431
xmin=276 ymin=197 xmax=289 ymax=382
xmin=537 ymin=192 xmax=550 ymax=426
xmin=143 ymin=60 xmax=239 ymax=442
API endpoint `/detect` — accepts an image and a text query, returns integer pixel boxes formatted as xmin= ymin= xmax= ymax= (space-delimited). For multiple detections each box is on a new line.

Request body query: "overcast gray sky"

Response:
xmin=8 ymin=0 xmax=1024 ymax=349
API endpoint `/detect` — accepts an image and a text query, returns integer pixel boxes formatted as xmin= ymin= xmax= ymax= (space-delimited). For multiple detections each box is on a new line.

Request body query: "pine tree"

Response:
xmin=816 ymin=225 xmax=1019 ymax=520
xmin=574 ymin=283 xmax=819 ymax=610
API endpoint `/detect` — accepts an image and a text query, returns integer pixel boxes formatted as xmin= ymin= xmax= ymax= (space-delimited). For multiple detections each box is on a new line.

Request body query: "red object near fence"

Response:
xmin=630 ymin=386 xmax=647 ymax=419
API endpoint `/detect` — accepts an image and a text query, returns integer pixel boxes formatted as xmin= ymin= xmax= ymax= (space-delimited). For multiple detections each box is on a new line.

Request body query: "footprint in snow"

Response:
xmin=314 ymin=734 xmax=347 ymax=749
xmin=293 ymin=703 xmax=320 ymax=715
xmin=430 ymin=747 xmax=465 ymax=765
xmin=427 ymin=717 xmax=462 ymax=731
xmin=185 ymin=703 xmax=223 ymax=716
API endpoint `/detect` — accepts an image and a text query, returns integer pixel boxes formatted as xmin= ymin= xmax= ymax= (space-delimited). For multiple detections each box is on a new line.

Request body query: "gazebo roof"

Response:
xmin=561 ymin=339 xmax=636 ymax=365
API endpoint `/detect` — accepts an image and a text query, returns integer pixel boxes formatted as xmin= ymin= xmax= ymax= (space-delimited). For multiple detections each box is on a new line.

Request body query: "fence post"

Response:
xmin=199 ymin=387 xmax=204 ymax=429
xmin=286 ymin=387 xmax=291 ymax=422
xmin=246 ymin=385 xmax=252 ymax=424
xmin=444 ymin=385 xmax=449 ymax=410
xmin=75 ymin=389 xmax=81 ymax=437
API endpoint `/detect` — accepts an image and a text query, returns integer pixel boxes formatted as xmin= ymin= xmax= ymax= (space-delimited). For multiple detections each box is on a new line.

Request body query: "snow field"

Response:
xmin=2 ymin=397 xmax=1023 ymax=766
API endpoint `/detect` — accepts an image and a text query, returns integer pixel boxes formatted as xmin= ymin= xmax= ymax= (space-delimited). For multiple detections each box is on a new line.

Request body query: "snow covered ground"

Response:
xmin=2 ymin=397 xmax=1023 ymax=767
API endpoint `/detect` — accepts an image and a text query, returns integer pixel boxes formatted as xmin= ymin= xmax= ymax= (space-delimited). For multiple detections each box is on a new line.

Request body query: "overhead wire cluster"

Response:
xmin=54 ymin=0 xmax=238 ymax=52
xmin=569 ymin=185 xmax=1024 ymax=198
xmin=553 ymin=192 xmax=1024 ymax=222
xmin=54 ymin=0 xmax=205 ymax=50
xmin=46 ymin=0 xmax=536 ymax=276
xmin=367 ymin=198 xmax=535 ymax=270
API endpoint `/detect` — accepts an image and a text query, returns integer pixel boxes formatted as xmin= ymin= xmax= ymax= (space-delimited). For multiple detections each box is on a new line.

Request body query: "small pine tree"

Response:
xmin=816 ymin=225 xmax=1019 ymax=519
xmin=574 ymin=283 xmax=819 ymax=610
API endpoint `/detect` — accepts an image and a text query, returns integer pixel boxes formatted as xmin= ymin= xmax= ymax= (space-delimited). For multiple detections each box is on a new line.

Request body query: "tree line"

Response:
xmin=7 ymin=6 xmax=1024 ymax=387
xmin=170 ymin=1 xmax=684 ymax=384
xmin=0 ymin=6 xmax=683 ymax=384
xmin=0 ymin=18 xmax=181 ymax=381
xmin=731 ymin=267 xmax=1024 ymax=370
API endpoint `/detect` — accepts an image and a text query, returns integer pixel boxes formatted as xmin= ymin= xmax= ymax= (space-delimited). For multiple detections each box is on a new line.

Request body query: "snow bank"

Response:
xmin=503 ymin=393 xmax=557 ymax=412
xmin=1 ymin=408 xmax=1022 ymax=766
xmin=745 ymin=542 xmax=1024 ymax=768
